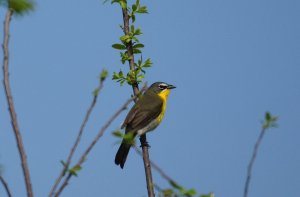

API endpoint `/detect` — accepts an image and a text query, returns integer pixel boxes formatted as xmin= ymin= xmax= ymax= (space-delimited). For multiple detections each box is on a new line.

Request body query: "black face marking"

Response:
xmin=158 ymin=83 xmax=168 ymax=90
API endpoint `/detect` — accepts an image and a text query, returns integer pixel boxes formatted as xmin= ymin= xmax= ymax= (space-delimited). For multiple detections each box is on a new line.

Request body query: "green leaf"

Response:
xmin=130 ymin=25 xmax=135 ymax=33
xmin=123 ymin=132 xmax=135 ymax=145
xmin=131 ymin=36 xmax=139 ymax=43
xmin=60 ymin=160 xmax=68 ymax=175
xmin=136 ymin=0 xmax=140 ymax=7
xmin=72 ymin=165 xmax=82 ymax=171
xmin=200 ymin=193 xmax=215 ymax=197
xmin=143 ymin=58 xmax=152 ymax=67
xmin=112 ymin=70 xmax=124 ymax=80
xmin=136 ymin=6 xmax=148 ymax=14
xmin=181 ymin=188 xmax=197 ymax=196
xmin=112 ymin=72 xmax=118 ymax=80
xmin=135 ymin=68 xmax=141 ymax=75
xmin=120 ymin=52 xmax=131 ymax=64
xmin=112 ymin=130 xmax=123 ymax=138
xmin=132 ymin=3 xmax=137 ymax=12
xmin=262 ymin=111 xmax=278 ymax=129
xmin=93 ymin=88 xmax=99 ymax=97
xmin=112 ymin=70 xmax=128 ymax=86
xmin=162 ymin=189 xmax=174 ymax=196
xmin=133 ymin=43 xmax=144 ymax=48
xmin=111 ymin=0 xmax=126 ymax=9
xmin=119 ymin=0 xmax=126 ymax=9
xmin=69 ymin=165 xmax=82 ymax=177
xmin=100 ymin=69 xmax=108 ymax=81
xmin=120 ymin=35 xmax=131 ymax=43
xmin=6 ymin=0 xmax=35 ymax=15
xmin=120 ymin=79 xmax=126 ymax=85
xmin=118 ymin=70 xmax=124 ymax=77
xmin=112 ymin=43 xmax=127 ymax=50
xmin=137 ymin=74 xmax=144 ymax=82
xmin=131 ymin=14 xmax=136 ymax=23
xmin=133 ymin=48 xmax=142 ymax=54
xmin=134 ymin=28 xmax=142 ymax=36
xmin=60 ymin=160 xmax=67 ymax=167
xmin=265 ymin=112 xmax=271 ymax=121
xmin=137 ymin=58 xmax=142 ymax=66
xmin=169 ymin=180 xmax=183 ymax=190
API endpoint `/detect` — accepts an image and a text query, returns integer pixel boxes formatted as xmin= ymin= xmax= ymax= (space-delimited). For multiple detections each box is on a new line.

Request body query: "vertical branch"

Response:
xmin=121 ymin=5 xmax=155 ymax=197
xmin=140 ymin=134 xmax=155 ymax=197
xmin=2 ymin=9 xmax=34 ymax=197
xmin=121 ymin=8 xmax=139 ymax=96
xmin=0 ymin=175 xmax=13 ymax=197
xmin=243 ymin=128 xmax=266 ymax=197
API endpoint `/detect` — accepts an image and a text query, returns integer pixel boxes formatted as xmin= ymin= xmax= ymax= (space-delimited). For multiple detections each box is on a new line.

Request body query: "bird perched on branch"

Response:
xmin=115 ymin=82 xmax=176 ymax=169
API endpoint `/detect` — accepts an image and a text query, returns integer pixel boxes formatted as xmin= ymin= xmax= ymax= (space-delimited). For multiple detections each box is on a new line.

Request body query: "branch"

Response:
xmin=243 ymin=128 xmax=266 ymax=197
xmin=0 ymin=175 xmax=12 ymax=197
xmin=53 ymin=94 xmax=137 ymax=197
xmin=121 ymin=4 xmax=155 ymax=197
xmin=134 ymin=146 xmax=175 ymax=183
xmin=121 ymin=7 xmax=139 ymax=96
xmin=49 ymin=78 xmax=105 ymax=196
xmin=135 ymin=147 xmax=204 ymax=197
xmin=2 ymin=9 xmax=34 ymax=197
xmin=139 ymin=134 xmax=155 ymax=197
xmin=243 ymin=112 xmax=278 ymax=197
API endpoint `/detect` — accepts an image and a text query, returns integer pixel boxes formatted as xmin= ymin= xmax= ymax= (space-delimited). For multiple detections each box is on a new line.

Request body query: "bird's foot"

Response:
xmin=140 ymin=141 xmax=151 ymax=148
xmin=139 ymin=135 xmax=151 ymax=148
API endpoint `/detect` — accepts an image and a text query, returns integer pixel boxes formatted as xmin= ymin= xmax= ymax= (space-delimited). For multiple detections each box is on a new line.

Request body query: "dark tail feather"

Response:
xmin=115 ymin=142 xmax=131 ymax=169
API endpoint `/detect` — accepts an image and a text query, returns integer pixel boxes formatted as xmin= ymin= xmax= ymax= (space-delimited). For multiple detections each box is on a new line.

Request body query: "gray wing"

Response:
xmin=122 ymin=96 xmax=163 ymax=134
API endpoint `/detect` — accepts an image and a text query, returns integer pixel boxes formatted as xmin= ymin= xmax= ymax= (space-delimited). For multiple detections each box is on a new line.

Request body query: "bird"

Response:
xmin=115 ymin=82 xmax=176 ymax=169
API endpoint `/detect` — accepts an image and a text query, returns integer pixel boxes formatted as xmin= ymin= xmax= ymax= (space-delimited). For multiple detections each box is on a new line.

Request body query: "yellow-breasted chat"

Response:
xmin=115 ymin=82 xmax=176 ymax=169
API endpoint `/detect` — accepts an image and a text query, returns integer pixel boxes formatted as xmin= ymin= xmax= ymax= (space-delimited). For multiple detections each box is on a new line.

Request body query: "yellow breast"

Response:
xmin=157 ymin=89 xmax=171 ymax=123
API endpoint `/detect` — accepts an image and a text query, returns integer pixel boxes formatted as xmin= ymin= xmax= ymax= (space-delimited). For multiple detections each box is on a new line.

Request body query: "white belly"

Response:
xmin=137 ymin=119 xmax=160 ymax=136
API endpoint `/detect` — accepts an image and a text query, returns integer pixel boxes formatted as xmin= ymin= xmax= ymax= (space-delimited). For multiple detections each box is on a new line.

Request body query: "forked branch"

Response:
xmin=49 ymin=76 xmax=106 ymax=196
xmin=53 ymin=93 xmax=139 ymax=196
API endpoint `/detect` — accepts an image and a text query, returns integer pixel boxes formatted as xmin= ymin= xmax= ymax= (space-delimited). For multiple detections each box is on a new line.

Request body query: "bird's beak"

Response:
xmin=167 ymin=84 xmax=176 ymax=89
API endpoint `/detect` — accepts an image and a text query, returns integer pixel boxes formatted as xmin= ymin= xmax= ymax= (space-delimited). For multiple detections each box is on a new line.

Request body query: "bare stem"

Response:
xmin=2 ymin=9 xmax=34 ymax=197
xmin=53 ymin=95 xmax=136 ymax=197
xmin=243 ymin=128 xmax=266 ymax=197
xmin=121 ymin=5 xmax=155 ymax=197
xmin=49 ymin=80 xmax=105 ymax=197
xmin=0 ymin=175 xmax=12 ymax=197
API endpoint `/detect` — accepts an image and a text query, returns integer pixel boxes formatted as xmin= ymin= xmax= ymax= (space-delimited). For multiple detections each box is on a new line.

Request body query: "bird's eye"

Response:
xmin=158 ymin=84 xmax=167 ymax=90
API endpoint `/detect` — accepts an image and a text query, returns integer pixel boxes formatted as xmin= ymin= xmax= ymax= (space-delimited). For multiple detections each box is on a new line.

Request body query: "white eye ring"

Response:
xmin=158 ymin=84 xmax=168 ymax=90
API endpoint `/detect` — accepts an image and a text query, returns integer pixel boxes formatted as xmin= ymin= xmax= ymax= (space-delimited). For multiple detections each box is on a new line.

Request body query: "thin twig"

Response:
xmin=121 ymin=4 xmax=155 ymax=197
xmin=2 ymin=9 xmax=34 ymax=197
xmin=49 ymin=80 xmax=105 ymax=197
xmin=243 ymin=128 xmax=266 ymax=197
xmin=0 ymin=175 xmax=12 ymax=197
xmin=54 ymin=94 xmax=138 ymax=197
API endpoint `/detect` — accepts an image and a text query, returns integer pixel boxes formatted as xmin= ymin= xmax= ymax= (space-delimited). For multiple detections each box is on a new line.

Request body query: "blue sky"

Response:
xmin=0 ymin=0 xmax=299 ymax=196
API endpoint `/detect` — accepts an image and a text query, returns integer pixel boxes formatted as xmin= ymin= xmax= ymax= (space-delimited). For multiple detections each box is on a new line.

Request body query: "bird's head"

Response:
xmin=147 ymin=82 xmax=176 ymax=100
